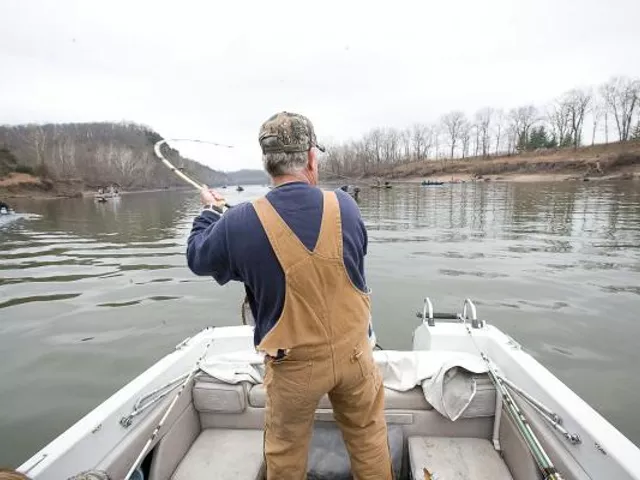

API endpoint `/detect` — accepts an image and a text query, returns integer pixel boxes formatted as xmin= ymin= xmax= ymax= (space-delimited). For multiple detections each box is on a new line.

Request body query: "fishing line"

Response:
xmin=153 ymin=138 xmax=234 ymax=209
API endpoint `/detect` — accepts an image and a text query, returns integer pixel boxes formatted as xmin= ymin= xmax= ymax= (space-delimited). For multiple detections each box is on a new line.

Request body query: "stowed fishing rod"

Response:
xmin=462 ymin=321 xmax=566 ymax=480
xmin=124 ymin=336 xmax=216 ymax=480
xmin=153 ymin=138 xmax=235 ymax=209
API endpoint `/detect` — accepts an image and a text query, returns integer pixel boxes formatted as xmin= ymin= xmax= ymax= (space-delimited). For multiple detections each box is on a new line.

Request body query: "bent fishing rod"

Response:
xmin=154 ymin=138 xmax=357 ymax=207
xmin=153 ymin=138 xmax=234 ymax=209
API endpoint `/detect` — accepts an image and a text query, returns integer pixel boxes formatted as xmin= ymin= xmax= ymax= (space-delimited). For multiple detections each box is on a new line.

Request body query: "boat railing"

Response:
xmin=415 ymin=297 xmax=484 ymax=329
xmin=120 ymin=373 xmax=189 ymax=428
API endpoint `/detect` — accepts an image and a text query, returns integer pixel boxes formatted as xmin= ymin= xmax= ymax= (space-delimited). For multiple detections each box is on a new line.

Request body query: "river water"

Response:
xmin=1 ymin=181 xmax=639 ymax=467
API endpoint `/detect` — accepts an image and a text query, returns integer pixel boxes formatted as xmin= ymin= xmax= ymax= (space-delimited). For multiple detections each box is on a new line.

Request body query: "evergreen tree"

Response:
xmin=526 ymin=126 xmax=555 ymax=150
xmin=559 ymin=134 xmax=573 ymax=148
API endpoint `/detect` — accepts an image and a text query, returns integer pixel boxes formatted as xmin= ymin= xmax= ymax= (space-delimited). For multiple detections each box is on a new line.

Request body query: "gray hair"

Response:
xmin=262 ymin=151 xmax=308 ymax=177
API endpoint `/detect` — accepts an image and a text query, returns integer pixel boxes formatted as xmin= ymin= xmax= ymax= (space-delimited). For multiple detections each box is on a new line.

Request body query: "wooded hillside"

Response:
xmin=324 ymin=76 xmax=640 ymax=178
xmin=0 ymin=122 xmax=227 ymax=190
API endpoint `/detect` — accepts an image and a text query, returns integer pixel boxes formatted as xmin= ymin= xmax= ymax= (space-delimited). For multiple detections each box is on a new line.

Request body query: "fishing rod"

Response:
xmin=124 ymin=336 xmax=216 ymax=480
xmin=464 ymin=324 xmax=565 ymax=480
xmin=153 ymin=138 xmax=234 ymax=209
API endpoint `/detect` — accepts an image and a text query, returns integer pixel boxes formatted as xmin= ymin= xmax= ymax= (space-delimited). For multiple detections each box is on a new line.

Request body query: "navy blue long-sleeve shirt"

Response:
xmin=186 ymin=182 xmax=369 ymax=346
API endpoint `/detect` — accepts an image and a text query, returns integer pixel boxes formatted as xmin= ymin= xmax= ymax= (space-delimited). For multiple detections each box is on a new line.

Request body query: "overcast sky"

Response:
xmin=1 ymin=0 xmax=639 ymax=171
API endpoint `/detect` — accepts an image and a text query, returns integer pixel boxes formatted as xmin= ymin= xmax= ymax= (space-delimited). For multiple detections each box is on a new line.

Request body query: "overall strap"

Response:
xmin=312 ymin=191 xmax=342 ymax=259
xmin=252 ymin=197 xmax=310 ymax=272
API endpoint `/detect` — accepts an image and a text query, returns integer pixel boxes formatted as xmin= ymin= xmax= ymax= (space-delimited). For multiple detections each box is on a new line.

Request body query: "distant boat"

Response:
xmin=236 ymin=186 xmax=244 ymax=192
xmin=340 ymin=185 xmax=360 ymax=201
xmin=95 ymin=185 xmax=120 ymax=202
xmin=421 ymin=180 xmax=444 ymax=186
xmin=0 ymin=201 xmax=14 ymax=215
xmin=371 ymin=181 xmax=392 ymax=189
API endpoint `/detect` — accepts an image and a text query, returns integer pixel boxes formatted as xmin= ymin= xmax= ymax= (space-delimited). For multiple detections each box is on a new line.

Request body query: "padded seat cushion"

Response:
xmin=193 ymin=380 xmax=246 ymax=413
xmin=408 ymin=436 xmax=513 ymax=480
xmin=171 ymin=429 xmax=264 ymax=480
xmin=248 ymin=385 xmax=432 ymax=410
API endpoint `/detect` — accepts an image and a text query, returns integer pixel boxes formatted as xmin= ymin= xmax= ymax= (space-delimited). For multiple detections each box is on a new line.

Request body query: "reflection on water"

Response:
xmin=1 ymin=181 xmax=640 ymax=466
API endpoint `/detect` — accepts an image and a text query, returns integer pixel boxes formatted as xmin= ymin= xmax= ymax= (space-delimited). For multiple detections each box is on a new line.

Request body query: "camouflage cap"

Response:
xmin=258 ymin=112 xmax=325 ymax=154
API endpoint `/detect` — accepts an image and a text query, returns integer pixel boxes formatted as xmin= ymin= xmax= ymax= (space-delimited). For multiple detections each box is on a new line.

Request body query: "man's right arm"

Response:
xmin=186 ymin=210 xmax=233 ymax=285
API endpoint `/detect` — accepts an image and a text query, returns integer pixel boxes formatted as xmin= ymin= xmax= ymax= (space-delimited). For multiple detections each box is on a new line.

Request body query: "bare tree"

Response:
xmin=441 ymin=111 xmax=466 ymax=159
xmin=506 ymin=123 xmax=518 ymax=155
xmin=548 ymin=102 xmax=571 ymax=147
xmin=563 ymin=89 xmax=591 ymax=149
xmin=19 ymin=125 xmax=48 ymax=169
xmin=433 ymin=126 xmax=442 ymax=160
xmin=600 ymin=76 xmax=640 ymax=141
xmin=460 ymin=121 xmax=471 ymax=159
xmin=493 ymin=109 xmax=504 ymax=155
xmin=475 ymin=108 xmax=493 ymax=157
xmin=472 ymin=123 xmax=480 ymax=158
xmin=509 ymin=106 xmax=538 ymax=151
xmin=381 ymin=128 xmax=400 ymax=164
xmin=411 ymin=123 xmax=434 ymax=161
xmin=400 ymin=128 xmax=412 ymax=162
xmin=590 ymin=98 xmax=605 ymax=146
xmin=423 ymin=125 xmax=435 ymax=160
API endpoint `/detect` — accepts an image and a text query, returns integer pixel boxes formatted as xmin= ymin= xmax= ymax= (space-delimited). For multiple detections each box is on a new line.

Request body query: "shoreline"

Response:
xmin=3 ymin=170 xmax=639 ymax=200
xmin=0 ymin=184 xmax=196 ymax=201
xmin=395 ymin=169 xmax=640 ymax=184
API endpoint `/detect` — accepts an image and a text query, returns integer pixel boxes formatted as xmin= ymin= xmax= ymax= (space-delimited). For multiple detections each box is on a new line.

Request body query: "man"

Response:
xmin=187 ymin=112 xmax=392 ymax=479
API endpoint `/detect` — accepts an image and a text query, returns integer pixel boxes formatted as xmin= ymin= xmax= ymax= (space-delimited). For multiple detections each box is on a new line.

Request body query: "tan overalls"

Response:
xmin=252 ymin=190 xmax=392 ymax=480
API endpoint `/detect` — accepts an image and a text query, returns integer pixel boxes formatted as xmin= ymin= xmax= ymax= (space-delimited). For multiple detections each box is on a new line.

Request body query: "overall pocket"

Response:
xmin=265 ymin=358 xmax=315 ymax=440
xmin=352 ymin=343 xmax=375 ymax=381
xmin=268 ymin=358 xmax=314 ymax=404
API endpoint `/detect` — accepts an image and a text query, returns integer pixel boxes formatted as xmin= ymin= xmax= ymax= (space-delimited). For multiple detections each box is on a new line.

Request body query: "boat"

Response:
xmin=17 ymin=297 xmax=640 ymax=480
xmin=95 ymin=186 xmax=121 ymax=203
xmin=236 ymin=186 xmax=245 ymax=192
xmin=0 ymin=201 xmax=14 ymax=214
xmin=421 ymin=180 xmax=444 ymax=186
xmin=371 ymin=183 xmax=393 ymax=189
xmin=94 ymin=192 xmax=120 ymax=203
xmin=339 ymin=184 xmax=360 ymax=201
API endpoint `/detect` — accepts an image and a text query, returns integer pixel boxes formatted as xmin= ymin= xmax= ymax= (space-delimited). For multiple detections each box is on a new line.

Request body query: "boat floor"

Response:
xmin=128 ymin=371 xmax=548 ymax=480
xmin=170 ymin=427 xmax=513 ymax=480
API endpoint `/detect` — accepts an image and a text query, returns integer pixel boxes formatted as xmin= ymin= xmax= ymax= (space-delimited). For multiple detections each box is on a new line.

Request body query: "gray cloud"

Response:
xmin=1 ymin=0 xmax=638 ymax=170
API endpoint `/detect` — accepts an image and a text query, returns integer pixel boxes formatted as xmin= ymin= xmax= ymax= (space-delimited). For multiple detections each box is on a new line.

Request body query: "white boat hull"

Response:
xmin=18 ymin=309 xmax=640 ymax=479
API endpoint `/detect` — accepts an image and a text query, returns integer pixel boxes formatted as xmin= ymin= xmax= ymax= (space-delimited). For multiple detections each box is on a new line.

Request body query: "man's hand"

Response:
xmin=200 ymin=186 xmax=226 ymax=208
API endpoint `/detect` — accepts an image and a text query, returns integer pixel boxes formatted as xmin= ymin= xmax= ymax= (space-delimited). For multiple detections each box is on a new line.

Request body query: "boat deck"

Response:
xmin=147 ymin=372 xmax=536 ymax=480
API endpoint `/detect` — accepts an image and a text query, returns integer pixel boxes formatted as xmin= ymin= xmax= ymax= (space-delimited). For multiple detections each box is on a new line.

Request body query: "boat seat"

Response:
xmin=248 ymin=384 xmax=433 ymax=410
xmin=171 ymin=429 xmax=264 ymax=480
xmin=193 ymin=374 xmax=496 ymax=418
xmin=193 ymin=377 xmax=247 ymax=413
xmin=408 ymin=436 xmax=513 ymax=480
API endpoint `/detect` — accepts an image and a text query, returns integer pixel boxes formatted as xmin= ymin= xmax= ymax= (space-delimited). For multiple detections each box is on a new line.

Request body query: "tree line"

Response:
xmin=0 ymin=122 xmax=227 ymax=189
xmin=324 ymin=76 xmax=640 ymax=177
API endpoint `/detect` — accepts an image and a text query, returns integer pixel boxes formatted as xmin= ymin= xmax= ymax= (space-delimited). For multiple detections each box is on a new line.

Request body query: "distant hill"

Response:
xmin=225 ymin=169 xmax=269 ymax=185
xmin=0 ymin=122 xmax=227 ymax=193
